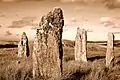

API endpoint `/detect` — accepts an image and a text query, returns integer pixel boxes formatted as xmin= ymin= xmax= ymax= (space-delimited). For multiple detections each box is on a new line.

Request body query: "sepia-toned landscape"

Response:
xmin=0 ymin=0 xmax=120 ymax=80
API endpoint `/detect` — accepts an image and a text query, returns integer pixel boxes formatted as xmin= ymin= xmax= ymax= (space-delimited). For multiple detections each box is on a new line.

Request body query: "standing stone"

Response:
xmin=18 ymin=32 xmax=29 ymax=57
xmin=32 ymin=8 xmax=64 ymax=80
xmin=106 ymin=32 xmax=114 ymax=67
xmin=75 ymin=27 xmax=87 ymax=62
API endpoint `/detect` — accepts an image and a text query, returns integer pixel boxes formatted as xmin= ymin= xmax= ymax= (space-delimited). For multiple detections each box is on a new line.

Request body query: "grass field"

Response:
xmin=0 ymin=40 xmax=120 ymax=80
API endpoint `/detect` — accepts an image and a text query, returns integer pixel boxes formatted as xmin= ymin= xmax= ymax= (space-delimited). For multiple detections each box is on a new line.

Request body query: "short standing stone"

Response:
xmin=18 ymin=32 xmax=29 ymax=57
xmin=106 ymin=32 xmax=114 ymax=67
xmin=33 ymin=8 xmax=64 ymax=80
xmin=75 ymin=28 xmax=87 ymax=62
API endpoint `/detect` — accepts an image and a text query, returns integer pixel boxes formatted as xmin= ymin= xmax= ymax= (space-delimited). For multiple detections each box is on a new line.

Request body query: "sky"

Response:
xmin=0 ymin=0 xmax=120 ymax=41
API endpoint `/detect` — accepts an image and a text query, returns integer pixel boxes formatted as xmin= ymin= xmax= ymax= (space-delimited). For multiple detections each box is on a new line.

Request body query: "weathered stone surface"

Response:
xmin=75 ymin=28 xmax=87 ymax=62
xmin=18 ymin=32 xmax=29 ymax=57
xmin=33 ymin=8 xmax=64 ymax=80
xmin=106 ymin=32 xmax=114 ymax=67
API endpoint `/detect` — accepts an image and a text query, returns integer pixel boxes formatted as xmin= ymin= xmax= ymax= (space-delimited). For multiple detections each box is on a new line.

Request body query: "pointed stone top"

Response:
xmin=77 ymin=27 xmax=80 ymax=30
xmin=22 ymin=32 xmax=26 ymax=36
xmin=39 ymin=7 xmax=64 ymax=29
xmin=108 ymin=32 xmax=114 ymax=35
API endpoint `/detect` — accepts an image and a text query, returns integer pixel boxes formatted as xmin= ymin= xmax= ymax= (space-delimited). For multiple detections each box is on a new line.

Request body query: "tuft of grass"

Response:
xmin=62 ymin=60 xmax=91 ymax=80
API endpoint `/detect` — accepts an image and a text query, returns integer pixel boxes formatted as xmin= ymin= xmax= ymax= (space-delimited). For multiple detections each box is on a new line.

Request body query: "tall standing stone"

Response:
xmin=18 ymin=32 xmax=29 ymax=57
xmin=75 ymin=28 xmax=87 ymax=62
xmin=106 ymin=32 xmax=114 ymax=67
xmin=32 ymin=8 xmax=64 ymax=80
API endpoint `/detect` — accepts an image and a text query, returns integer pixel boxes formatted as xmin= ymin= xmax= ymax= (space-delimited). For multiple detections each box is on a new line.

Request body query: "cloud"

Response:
xmin=70 ymin=17 xmax=77 ymax=23
xmin=100 ymin=17 xmax=120 ymax=28
xmin=8 ymin=16 xmax=36 ymax=28
xmin=16 ymin=34 xmax=19 ymax=36
xmin=5 ymin=30 xmax=12 ymax=36
xmin=87 ymin=29 xmax=93 ymax=32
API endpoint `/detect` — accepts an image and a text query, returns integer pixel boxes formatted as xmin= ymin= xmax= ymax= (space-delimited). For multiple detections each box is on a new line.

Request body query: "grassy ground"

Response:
xmin=0 ymin=40 xmax=120 ymax=80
